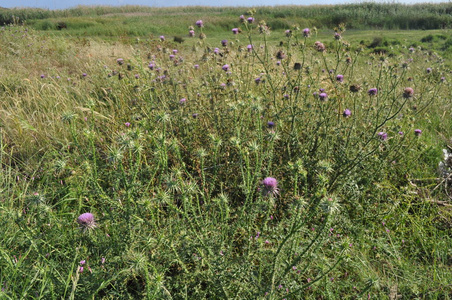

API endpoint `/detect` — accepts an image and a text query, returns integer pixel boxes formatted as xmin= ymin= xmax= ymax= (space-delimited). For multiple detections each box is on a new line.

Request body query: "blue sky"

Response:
xmin=2 ymin=0 xmax=449 ymax=10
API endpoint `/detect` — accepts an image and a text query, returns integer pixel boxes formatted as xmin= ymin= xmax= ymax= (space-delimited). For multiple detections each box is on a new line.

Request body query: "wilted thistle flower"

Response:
xmin=222 ymin=64 xmax=230 ymax=71
xmin=334 ymin=32 xmax=341 ymax=40
xmin=345 ymin=57 xmax=352 ymax=64
xmin=409 ymin=47 xmax=415 ymax=53
xmin=276 ymin=50 xmax=285 ymax=59
xmin=262 ymin=177 xmax=279 ymax=196
xmin=195 ymin=20 xmax=203 ymax=28
xmin=116 ymin=58 xmax=124 ymax=65
xmin=343 ymin=109 xmax=351 ymax=117
xmin=367 ymin=88 xmax=378 ymax=96
xmin=293 ymin=62 xmax=301 ymax=70
xmin=247 ymin=17 xmax=255 ymax=23
xmin=221 ymin=39 xmax=228 ymax=47
xmin=319 ymin=92 xmax=328 ymax=101
xmin=403 ymin=87 xmax=414 ymax=98
xmin=336 ymin=74 xmax=344 ymax=82
xmin=349 ymin=84 xmax=361 ymax=92
xmin=314 ymin=41 xmax=325 ymax=52
xmin=258 ymin=21 xmax=270 ymax=35
xmin=199 ymin=33 xmax=206 ymax=39
xmin=77 ymin=213 xmax=96 ymax=231
xmin=377 ymin=132 xmax=388 ymax=141
xmin=440 ymin=77 xmax=446 ymax=82
xmin=414 ymin=129 xmax=422 ymax=136
xmin=159 ymin=35 xmax=165 ymax=41
xmin=303 ymin=28 xmax=310 ymax=37
xmin=189 ymin=30 xmax=195 ymax=37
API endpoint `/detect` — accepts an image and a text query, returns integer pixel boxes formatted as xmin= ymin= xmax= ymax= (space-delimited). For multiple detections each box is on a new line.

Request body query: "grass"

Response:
xmin=0 ymin=7 xmax=451 ymax=299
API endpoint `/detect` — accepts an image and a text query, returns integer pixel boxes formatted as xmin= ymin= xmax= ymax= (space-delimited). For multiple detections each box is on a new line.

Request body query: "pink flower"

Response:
xmin=77 ymin=213 xmax=96 ymax=231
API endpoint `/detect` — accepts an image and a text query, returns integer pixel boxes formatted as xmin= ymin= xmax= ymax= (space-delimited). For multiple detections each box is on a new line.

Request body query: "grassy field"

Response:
xmin=0 ymin=5 xmax=451 ymax=299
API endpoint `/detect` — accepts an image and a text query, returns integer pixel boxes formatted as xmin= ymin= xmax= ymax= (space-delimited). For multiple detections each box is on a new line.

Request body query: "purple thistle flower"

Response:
xmin=255 ymin=77 xmax=261 ymax=84
xmin=172 ymin=49 xmax=178 ymax=54
xmin=440 ymin=77 xmax=446 ymax=82
xmin=192 ymin=113 xmax=198 ymax=118
xmin=180 ymin=98 xmax=186 ymax=104
xmin=262 ymin=177 xmax=279 ymax=196
xmin=77 ymin=213 xmax=96 ymax=231
xmin=232 ymin=28 xmax=239 ymax=34
xmin=336 ymin=74 xmax=344 ymax=82
xmin=148 ymin=63 xmax=155 ymax=70
xmin=159 ymin=35 xmax=165 ymax=41
xmin=169 ymin=54 xmax=175 ymax=60
xmin=222 ymin=64 xmax=230 ymax=71
xmin=403 ymin=87 xmax=414 ymax=98
xmin=221 ymin=39 xmax=228 ymax=47
xmin=303 ymin=28 xmax=310 ymax=37
xmin=426 ymin=67 xmax=432 ymax=74
xmin=267 ymin=121 xmax=275 ymax=128
xmin=377 ymin=132 xmax=388 ymax=141
xmin=40 ymin=74 xmax=45 ymax=78
xmin=194 ymin=64 xmax=199 ymax=70
xmin=414 ymin=129 xmax=422 ymax=136
xmin=116 ymin=58 xmax=124 ymax=65
xmin=125 ymin=122 xmax=131 ymax=127
xmin=247 ymin=44 xmax=253 ymax=52
xmin=214 ymin=48 xmax=219 ymax=54
xmin=319 ymin=92 xmax=328 ymax=101
xmin=247 ymin=17 xmax=255 ymax=24
xmin=343 ymin=109 xmax=351 ymax=117
xmin=195 ymin=20 xmax=203 ymax=28
xmin=189 ymin=30 xmax=195 ymax=37
xmin=80 ymin=260 xmax=86 ymax=265
xmin=368 ymin=88 xmax=378 ymax=96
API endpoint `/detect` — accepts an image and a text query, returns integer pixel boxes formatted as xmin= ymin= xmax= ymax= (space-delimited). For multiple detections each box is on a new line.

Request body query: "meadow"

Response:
xmin=0 ymin=4 xmax=451 ymax=299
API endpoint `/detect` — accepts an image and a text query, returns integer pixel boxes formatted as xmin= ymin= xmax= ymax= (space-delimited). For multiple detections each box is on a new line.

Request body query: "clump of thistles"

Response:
xmin=77 ymin=212 xmax=96 ymax=231
xmin=261 ymin=177 xmax=279 ymax=196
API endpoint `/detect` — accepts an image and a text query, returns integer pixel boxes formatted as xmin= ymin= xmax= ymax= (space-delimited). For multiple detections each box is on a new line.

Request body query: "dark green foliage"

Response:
xmin=1 ymin=3 xmax=452 ymax=30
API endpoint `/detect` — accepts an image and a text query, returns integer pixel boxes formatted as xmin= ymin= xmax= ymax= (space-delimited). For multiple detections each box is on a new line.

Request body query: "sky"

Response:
xmin=1 ymin=0 xmax=449 ymax=10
